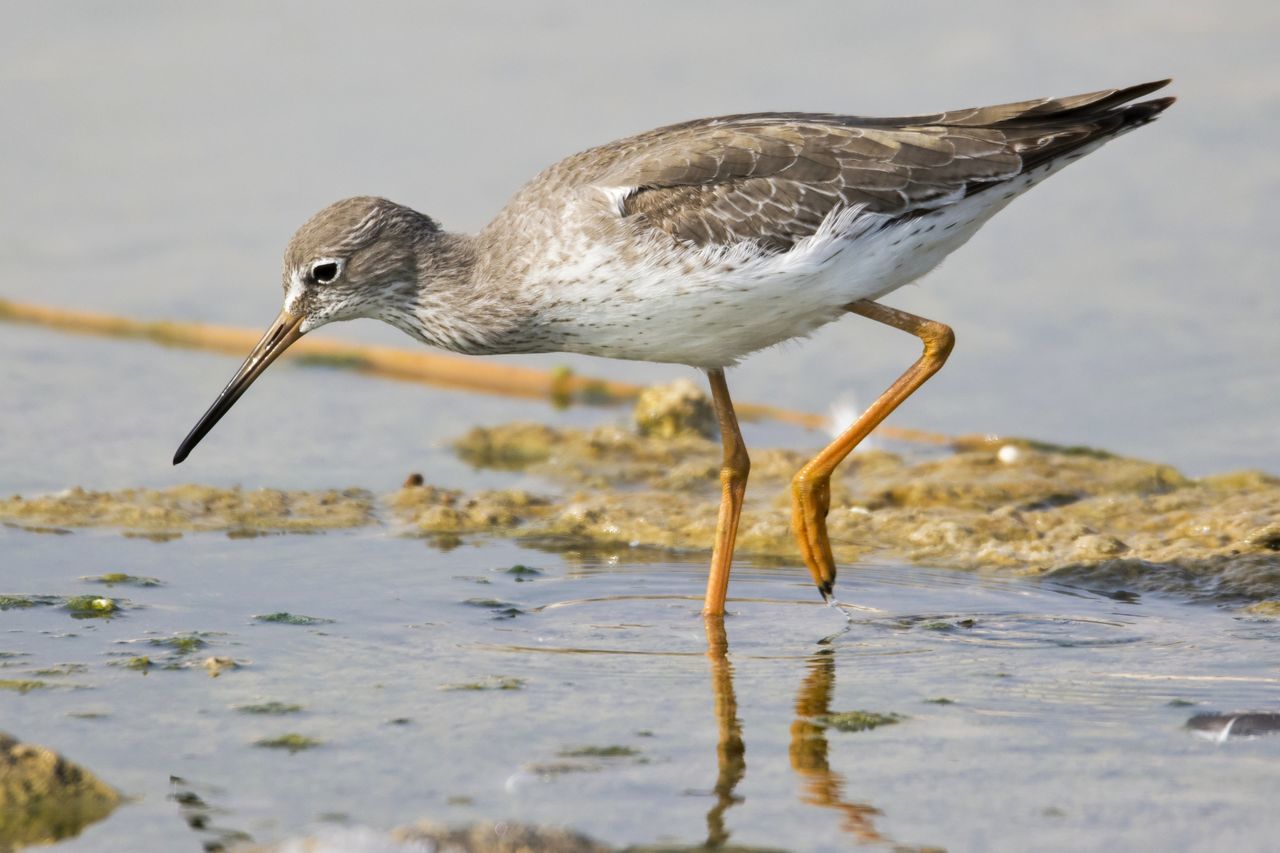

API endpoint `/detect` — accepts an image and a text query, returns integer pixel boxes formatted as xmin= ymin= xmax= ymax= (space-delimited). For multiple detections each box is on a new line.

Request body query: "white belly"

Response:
xmin=523 ymin=163 xmax=1059 ymax=369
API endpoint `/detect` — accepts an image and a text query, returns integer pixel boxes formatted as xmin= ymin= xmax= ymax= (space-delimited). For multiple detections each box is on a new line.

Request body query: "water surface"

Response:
xmin=3 ymin=527 xmax=1278 ymax=851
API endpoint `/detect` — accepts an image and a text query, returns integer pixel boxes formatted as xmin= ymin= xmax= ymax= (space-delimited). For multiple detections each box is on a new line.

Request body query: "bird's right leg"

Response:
xmin=790 ymin=300 xmax=955 ymax=598
xmin=704 ymin=368 xmax=750 ymax=617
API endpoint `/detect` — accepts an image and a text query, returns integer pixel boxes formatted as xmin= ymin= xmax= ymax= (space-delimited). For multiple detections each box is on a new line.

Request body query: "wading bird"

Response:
xmin=174 ymin=80 xmax=1174 ymax=616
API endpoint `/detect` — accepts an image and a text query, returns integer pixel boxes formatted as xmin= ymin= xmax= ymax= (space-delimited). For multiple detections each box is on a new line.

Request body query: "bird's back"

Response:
xmin=486 ymin=80 xmax=1173 ymax=256
xmin=471 ymin=81 xmax=1173 ymax=367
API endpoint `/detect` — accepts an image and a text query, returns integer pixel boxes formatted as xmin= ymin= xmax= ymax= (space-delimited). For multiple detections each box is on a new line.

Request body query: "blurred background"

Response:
xmin=2 ymin=0 xmax=1277 ymax=491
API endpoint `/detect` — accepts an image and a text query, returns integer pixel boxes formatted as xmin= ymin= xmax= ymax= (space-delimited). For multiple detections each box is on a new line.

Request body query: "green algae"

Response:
xmin=557 ymin=745 xmax=641 ymax=758
xmin=0 ymin=484 xmax=375 ymax=535
xmin=391 ymin=820 xmax=611 ymax=852
xmin=63 ymin=596 xmax=118 ymax=618
xmin=440 ymin=676 xmax=525 ymax=692
xmin=2 ymin=522 xmax=70 ymax=535
xmin=1023 ymin=439 xmax=1117 ymax=460
xmin=814 ymin=711 xmax=904 ymax=732
xmin=254 ymin=733 xmax=321 ymax=753
xmin=31 ymin=663 xmax=88 ymax=677
xmin=0 ymin=595 xmax=60 ymax=610
xmin=455 ymin=423 xmax=559 ymax=469
xmin=0 ymin=679 xmax=49 ymax=694
xmin=235 ymin=701 xmax=303 ymax=715
xmin=924 ymin=697 xmax=955 ymax=705
xmin=2 ymin=594 xmax=123 ymax=618
xmin=393 ymin=485 xmax=551 ymax=534
xmin=462 ymin=598 xmax=525 ymax=618
xmin=82 ymin=572 xmax=162 ymax=587
xmin=120 ymin=656 xmax=152 ymax=671
xmin=253 ymin=612 xmax=334 ymax=626
xmin=149 ymin=633 xmax=210 ymax=655
xmin=463 ymin=598 xmax=515 ymax=608
xmin=122 ymin=530 xmax=182 ymax=542
xmin=522 ymin=761 xmax=602 ymax=778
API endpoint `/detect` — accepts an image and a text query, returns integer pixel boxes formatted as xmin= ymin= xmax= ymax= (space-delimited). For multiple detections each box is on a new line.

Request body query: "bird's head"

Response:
xmin=282 ymin=196 xmax=437 ymax=332
xmin=172 ymin=196 xmax=437 ymax=464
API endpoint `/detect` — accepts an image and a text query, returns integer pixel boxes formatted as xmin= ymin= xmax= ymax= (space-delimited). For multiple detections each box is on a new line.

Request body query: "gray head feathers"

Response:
xmin=286 ymin=196 xmax=439 ymax=267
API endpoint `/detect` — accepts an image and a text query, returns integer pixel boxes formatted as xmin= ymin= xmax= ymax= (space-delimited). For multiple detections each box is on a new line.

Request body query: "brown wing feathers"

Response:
xmin=611 ymin=80 xmax=1173 ymax=252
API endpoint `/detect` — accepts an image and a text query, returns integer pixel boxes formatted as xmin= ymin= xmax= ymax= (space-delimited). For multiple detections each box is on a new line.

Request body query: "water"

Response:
xmin=2 ymin=3 xmax=1279 ymax=850
xmin=3 ymin=528 xmax=1278 ymax=852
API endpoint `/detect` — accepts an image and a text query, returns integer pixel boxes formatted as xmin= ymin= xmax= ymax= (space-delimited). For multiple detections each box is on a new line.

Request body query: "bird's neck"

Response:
xmin=386 ymin=230 xmax=536 ymax=355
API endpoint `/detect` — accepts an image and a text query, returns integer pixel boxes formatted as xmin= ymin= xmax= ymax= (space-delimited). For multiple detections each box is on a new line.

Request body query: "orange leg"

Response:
xmin=703 ymin=617 xmax=745 ymax=845
xmin=704 ymin=368 xmax=750 ymax=616
xmin=790 ymin=300 xmax=955 ymax=599
xmin=790 ymin=653 xmax=886 ymax=843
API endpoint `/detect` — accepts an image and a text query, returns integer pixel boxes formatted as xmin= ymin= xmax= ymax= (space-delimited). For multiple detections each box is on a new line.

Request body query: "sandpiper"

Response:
xmin=174 ymin=80 xmax=1174 ymax=616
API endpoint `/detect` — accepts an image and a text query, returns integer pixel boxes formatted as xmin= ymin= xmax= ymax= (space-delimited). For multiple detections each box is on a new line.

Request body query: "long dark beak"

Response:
xmin=173 ymin=310 xmax=306 ymax=465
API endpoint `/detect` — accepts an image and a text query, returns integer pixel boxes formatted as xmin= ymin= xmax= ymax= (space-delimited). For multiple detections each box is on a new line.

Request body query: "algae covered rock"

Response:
xmin=391 ymin=485 xmax=552 ymax=534
xmin=0 ymin=731 xmax=120 ymax=848
xmin=454 ymin=423 xmax=561 ymax=469
xmin=0 ymin=485 xmax=375 ymax=536
xmin=454 ymin=421 xmax=718 ymax=488
xmin=3 ymin=403 xmax=1277 ymax=606
xmin=393 ymin=820 xmax=610 ymax=852
xmin=633 ymin=378 xmax=716 ymax=440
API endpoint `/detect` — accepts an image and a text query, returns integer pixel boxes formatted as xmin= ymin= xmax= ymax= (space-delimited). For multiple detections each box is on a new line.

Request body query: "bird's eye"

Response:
xmin=311 ymin=261 xmax=340 ymax=284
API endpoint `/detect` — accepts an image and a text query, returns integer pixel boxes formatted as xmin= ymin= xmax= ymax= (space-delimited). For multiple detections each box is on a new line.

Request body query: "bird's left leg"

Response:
xmin=704 ymin=368 xmax=751 ymax=616
xmin=790 ymin=300 xmax=955 ymax=599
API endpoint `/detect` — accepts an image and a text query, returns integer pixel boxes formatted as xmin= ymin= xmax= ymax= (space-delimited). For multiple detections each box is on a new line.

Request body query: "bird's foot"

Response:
xmin=790 ymin=472 xmax=838 ymax=600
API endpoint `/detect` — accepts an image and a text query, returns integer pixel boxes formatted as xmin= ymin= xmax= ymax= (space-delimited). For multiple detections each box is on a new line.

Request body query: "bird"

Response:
xmin=173 ymin=80 xmax=1174 ymax=617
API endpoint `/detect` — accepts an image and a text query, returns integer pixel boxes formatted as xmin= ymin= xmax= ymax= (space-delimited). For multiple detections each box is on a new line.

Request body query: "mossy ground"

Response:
xmin=0 ymin=732 xmax=120 ymax=848
xmin=2 ymin=393 xmax=1275 ymax=605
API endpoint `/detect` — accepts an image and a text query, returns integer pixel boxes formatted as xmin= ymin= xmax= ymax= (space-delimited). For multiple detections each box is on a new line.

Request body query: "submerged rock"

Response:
xmin=811 ymin=711 xmax=904 ymax=733
xmin=392 ymin=485 xmax=552 ymax=534
xmin=394 ymin=820 xmax=610 ymax=852
xmin=441 ymin=424 xmax=1280 ymax=603
xmin=0 ymin=485 xmax=374 ymax=535
xmin=0 ymin=731 xmax=120 ymax=848
xmin=2 ymin=419 xmax=1276 ymax=604
xmin=454 ymin=421 xmax=719 ymax=489
xmin=632 ymin=378 xmax=717 ymax=440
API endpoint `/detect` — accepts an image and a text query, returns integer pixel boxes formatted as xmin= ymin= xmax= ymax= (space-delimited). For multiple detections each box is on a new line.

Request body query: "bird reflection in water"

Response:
xmin=702 ymin=621 xmax=898 ymax=848
xmin=703 ymin=618 xmax=747 ymax=847
xmin=789 ymin=649 xmax=887 ymax=844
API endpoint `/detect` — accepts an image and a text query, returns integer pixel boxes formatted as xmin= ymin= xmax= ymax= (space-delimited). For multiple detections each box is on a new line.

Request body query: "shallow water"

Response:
xmin=3 ymin=526 xmax=1278 ymax=851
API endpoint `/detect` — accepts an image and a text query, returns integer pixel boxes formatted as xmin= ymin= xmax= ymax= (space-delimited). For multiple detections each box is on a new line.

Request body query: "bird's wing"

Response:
xmin=596 ymin=80 xmax=1172 ymax=253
